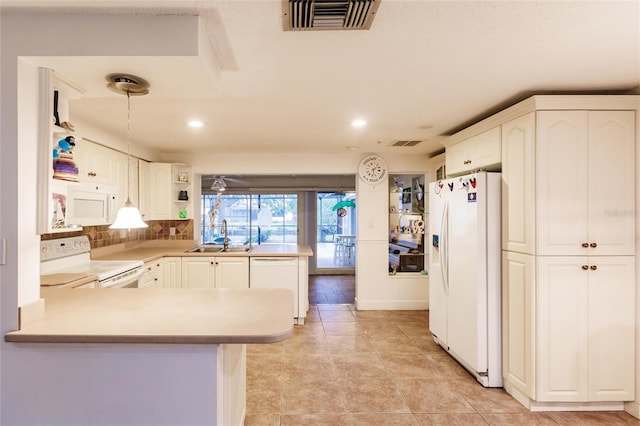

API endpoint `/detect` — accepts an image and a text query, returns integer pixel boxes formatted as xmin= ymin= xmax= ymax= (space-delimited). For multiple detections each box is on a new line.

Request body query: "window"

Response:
xmin=201 ymin=193 xmax=298 ymax=245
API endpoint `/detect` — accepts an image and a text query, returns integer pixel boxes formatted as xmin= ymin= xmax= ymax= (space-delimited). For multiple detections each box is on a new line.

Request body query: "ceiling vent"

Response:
xmin=390 ymin=140 xmax=423 ymax=147
xmin=284 ymin=0 xmax=380 ymax=31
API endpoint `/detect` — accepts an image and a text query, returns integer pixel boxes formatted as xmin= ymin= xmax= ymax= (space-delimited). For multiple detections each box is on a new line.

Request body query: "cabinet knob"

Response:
xmin=88 ymin=171 xmax=96 ymax=177
xmin=210 ymin=261 xmax=214 ymax=265
xmin=590 ymin=243 xmax=597 ymax=248
xmin=147 ymin=267 xmax=152 ymax=271
xmin=590 ymin=265 xmax=598 ymax=271
xmin=581 ymin=243 xmax=589 ymax=248
xmin=581 ymin=265 xmax=589 ymax=270
xmin=463 ymin=160 xmax=472 ymax=165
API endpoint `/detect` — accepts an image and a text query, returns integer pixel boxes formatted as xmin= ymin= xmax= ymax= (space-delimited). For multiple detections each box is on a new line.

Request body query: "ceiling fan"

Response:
xmin=205 ymin=175 xmax=247 ymax=192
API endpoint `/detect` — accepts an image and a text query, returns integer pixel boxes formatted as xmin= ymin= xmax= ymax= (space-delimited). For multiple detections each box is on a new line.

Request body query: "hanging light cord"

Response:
xmin=126 ymin=90 xmax=132 ymax=205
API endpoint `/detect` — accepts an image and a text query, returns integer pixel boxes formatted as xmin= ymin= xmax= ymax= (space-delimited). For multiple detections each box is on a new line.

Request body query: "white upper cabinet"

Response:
xmin=147 ymin=162 xmax=173 ymax=220
xmin=74 ymin=140 xmax=118 ymax=185
xmin=147 ymin=163 xmax=192 ymax=220
xmin=536 ymin=110 xmax=635 ymax=256
xmin=445 ymin=126 xmax=501 ymax=176
xmin=501 ymin=112 xmax=536 ymax=254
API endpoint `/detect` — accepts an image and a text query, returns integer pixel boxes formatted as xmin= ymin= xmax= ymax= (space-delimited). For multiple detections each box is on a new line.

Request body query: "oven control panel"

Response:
xmin=40 ymin=236 xmax=91 ymax=262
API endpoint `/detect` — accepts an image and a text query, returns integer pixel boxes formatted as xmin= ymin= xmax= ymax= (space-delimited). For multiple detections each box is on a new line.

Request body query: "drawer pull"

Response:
xmin=581 ymin=243 xmax=589 ymax=248
xmin=590 ymin=243 xmax=597 ymax=248
xmin=590 ymin=265 xmax=598 ymax=271
xmin=581 ymin=265 xmax=589 ymax=270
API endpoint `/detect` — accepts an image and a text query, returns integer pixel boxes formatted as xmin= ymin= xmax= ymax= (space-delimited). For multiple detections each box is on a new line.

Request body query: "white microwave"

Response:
xmin=66 ymin=182 xmax=117 ymax=226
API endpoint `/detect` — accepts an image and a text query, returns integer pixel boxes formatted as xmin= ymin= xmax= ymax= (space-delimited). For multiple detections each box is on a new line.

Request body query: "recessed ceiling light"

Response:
xmin=188 ymin=120 xmax=204 ymax=128
xmin=351 ymin=119 xmax=367 ymax=128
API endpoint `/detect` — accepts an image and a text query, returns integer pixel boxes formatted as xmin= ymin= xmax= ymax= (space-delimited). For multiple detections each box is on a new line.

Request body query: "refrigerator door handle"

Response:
xmin=441 ymin=200 xmax=450 ymax=295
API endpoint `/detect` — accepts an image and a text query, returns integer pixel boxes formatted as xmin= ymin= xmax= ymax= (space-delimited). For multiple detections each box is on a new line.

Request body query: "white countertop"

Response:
xmin=6 ymin=287 xmax=294 ymax=344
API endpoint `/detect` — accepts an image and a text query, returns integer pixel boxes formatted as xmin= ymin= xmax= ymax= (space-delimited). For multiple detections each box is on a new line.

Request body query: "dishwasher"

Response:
xmin=249 ymin=257 xmax=299 ymax=319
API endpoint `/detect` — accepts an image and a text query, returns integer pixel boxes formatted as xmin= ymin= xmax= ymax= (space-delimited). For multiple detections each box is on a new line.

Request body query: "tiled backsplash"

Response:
xmin=41 ymin=220 xmax=194 ymax=249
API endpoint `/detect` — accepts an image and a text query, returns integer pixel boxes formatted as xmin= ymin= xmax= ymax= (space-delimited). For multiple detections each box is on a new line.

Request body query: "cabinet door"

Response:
xmin=138 ymin=160 xmax=150 ymax=219
xmin=587 ymin=256 xmax=635 ymax=401
xmin=148 ymin=163 xmax=172 ymax=220
xmin=445 ymin=140 xmax=470 ymax=176
xmin=182 ymin=257 xmax=215 ymax=288
xmin=502 ymin=251 xmax=535 ymax=399
xmin=215 ymin=257 xmax=249 ymax=289
xmin=536 ymin=111 xmax=589 ymax=255
xmin=469 ymin=126 xmax=501 ymax=169
xmin=163 ymin=257 xmax=182 ymax=288
xmin=587 ymin=111 xmax=635 ymax=255
xmin=75 ymin=140 xmax=117 ymax=185
xmin=501 ymin=113 xmax=536 ymax=254
xmin=537 ymin=256 xmax=589 ymax=402
xmin=446 ymin=127 xmax=501 ymax=177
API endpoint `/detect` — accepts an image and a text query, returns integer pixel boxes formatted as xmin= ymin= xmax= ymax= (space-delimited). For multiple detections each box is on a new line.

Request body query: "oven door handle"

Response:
xmin=100 ymin=268 xmax=144 ymax=288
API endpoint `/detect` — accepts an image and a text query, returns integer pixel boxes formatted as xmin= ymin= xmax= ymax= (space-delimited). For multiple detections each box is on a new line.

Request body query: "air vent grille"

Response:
xmin=390 ymin=140 xmax=423 ymax=147
xmin=284 ymin=0 xmax=380 ymax=31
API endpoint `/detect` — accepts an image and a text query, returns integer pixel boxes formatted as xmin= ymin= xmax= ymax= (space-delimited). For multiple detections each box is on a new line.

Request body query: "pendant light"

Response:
xmin=107 ymin=74 xmax=149 ymax=230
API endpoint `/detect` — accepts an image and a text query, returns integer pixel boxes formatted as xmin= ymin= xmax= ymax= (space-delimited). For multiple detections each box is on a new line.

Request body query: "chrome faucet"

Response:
xmin=221 ymin=219 xmax=229 ymax=250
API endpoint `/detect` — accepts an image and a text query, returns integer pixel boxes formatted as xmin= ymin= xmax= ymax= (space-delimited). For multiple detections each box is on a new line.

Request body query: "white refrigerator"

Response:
xmin=428 ymin=171 xmax=502 ymax=387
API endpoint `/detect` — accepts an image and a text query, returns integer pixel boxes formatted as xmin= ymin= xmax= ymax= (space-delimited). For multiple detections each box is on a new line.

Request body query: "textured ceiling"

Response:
xmin=4 ymin=0 xmax=639 ymax=157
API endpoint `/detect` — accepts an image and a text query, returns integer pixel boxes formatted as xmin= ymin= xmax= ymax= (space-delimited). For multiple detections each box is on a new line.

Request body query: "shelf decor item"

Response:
xmin=107 ymin=73 xmax=149 ymax=230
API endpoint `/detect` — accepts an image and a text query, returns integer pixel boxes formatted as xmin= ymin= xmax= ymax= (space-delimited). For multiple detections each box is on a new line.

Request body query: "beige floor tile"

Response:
xmin=395 ymin=378 xmax=476 ymax=413
xmin=414 ymin=413 xmax=490 ymax=425
xmin=369 ymin=333 xmax=427 ymax=355
xmin=246 ymin=378 xmax=282 ymax=415
xmin=281 ymin=378 xmax=347 ymax=415
xmin=322 ymin=320 xmax=365 ymax=336
xmin=480 ymin=412 xmax=559 ymax=425
xmin=341 ymin=378 xmax=411 ymax=414
xmin=331 ymin=352 xmax=389 ymax=379
xmin=348 ymin=413 xmax=420 ymax=425
xmin=454 ymin=379 xmax=528 ymax=414
xmin=246 ymin=354 xmax=284 ymax=380
xmin=245 ymin=284 xmax=639 ymax=426
xmin=326 ymin=334 xmax=375 ymax=353
xmin=284 ymin=334 xmax=330 ymax=355
xmin=545 ymin=411 xmax=640 ymax=425
xmin=358 ymin=320 xmax=405 ymax=336
xmin=283 ymin=353 xmax=337 ymax=379
xmin=246 ymin=341 xmax=285 ymax=356
xmin=317 ymin=304 xmax=353 ymax=311
xmin=294 ymin=321 xmax=325 ymax=335
xmin=243 ymin=413 xmax=281 ymax=426
xmin=319 ymin=309 xmax=357 ymax=322
xmin=280 ymin=413 xmax=351 ymax=425
xmin=377 ymin=352 xmax=438 ymax=378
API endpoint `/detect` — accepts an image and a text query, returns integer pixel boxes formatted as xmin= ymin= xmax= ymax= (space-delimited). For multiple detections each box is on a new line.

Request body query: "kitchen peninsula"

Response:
xmin=4 ymin=287 xmax=294 ymax=426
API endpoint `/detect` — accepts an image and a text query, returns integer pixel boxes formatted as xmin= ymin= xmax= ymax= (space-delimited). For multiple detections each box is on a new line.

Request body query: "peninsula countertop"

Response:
xmin=91 ymin=241 xmax=313 ymax=263
xmin=5 ymin=287 xmax=294 ymax=344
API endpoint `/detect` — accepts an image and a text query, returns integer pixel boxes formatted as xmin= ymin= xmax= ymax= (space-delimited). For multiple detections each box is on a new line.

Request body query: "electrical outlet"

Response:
xmin=169 ymin=227 xmax=176 ymax=236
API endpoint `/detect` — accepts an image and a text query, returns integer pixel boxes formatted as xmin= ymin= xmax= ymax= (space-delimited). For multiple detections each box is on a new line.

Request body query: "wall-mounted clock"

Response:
xmin=358 ymin=155 xmax=388 ymax=185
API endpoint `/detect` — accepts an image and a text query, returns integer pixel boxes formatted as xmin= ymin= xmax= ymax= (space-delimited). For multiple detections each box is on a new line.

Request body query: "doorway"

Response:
xmin=315 ymin=191 xmax=356 ymax=273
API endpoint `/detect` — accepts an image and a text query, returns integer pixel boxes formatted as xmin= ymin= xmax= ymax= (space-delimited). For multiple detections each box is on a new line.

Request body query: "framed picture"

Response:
xmin=402 ymin=188 xmax=411 ymax=204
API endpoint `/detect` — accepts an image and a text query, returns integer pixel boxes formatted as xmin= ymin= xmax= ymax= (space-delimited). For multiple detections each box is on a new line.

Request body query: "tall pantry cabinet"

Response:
xmin=501 ymin=98 xmax=636 ymax=410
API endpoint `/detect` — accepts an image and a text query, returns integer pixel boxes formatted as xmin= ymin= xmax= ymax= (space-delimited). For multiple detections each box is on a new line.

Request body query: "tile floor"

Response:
xmin=308 ymin=275 xmax=355 ymax=305
xmin=245 ymin=301 xmax=640 ymax=425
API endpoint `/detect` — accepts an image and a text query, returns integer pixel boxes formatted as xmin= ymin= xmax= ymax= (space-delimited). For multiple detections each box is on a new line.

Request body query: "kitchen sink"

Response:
xmin=185 ymin=245 xmax=251 ymax=253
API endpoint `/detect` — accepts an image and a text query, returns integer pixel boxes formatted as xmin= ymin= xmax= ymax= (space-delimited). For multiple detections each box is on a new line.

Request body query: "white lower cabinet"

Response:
xmin=503 ymin=251 xmax=635 ymax=404
xmin=141 ymin=259 xmax=163 ymax=288
xmin=181 ymin=257 xmax=249 ymax=289
xmin=163 ymin=257 xmax=182 ymax=288
xmin=537 ymin=256 xmax=635 ymax=402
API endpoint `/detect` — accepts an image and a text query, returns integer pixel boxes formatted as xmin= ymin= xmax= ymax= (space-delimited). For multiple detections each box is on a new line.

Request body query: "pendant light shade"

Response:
xmin=108 ymin=73 xmax=149 ymax=230
xmin=110 ymin=198 xmax=148 ymax=229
